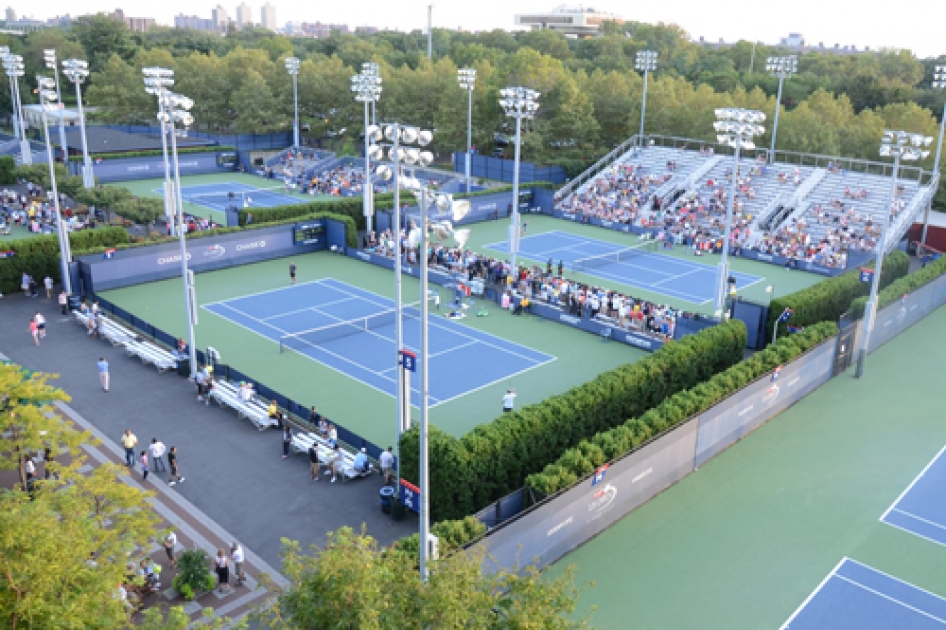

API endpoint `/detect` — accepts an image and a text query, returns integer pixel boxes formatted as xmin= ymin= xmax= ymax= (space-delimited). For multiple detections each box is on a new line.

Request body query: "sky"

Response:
xmin=13 ymin=0 xmax=946 ymax=59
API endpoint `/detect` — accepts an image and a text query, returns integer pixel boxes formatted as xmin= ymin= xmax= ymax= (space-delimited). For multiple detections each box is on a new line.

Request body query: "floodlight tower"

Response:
xmin=43 ymin=50 xmax=69 ymax=163
xmin=499 ymin=86 xmax=541 ymax=269
xmin=285 ymin=57 xmax=300 ymax=148
xmin=856 ymin=130 xmax=932 ymax=378
xmin=458 ymin=68 xmax=476 ymax=194
xmin=922 ymin=66 xmax=946 ymax=244
xmin=3 ymin=54 xmax=30 ymax=164
xmin=635 ymin=50 xmax=658 ymax=147
xmin=712 ymin=108 xmax=766 ymax=313
xmin=766 ymin=55 xmax=797 ymax=164
xmin=351 ymin=70 xmax=382 ymax=233
xmin=62 ymin=59 xmax=94 ymax=188
xmin=362 ymin=62 xmax=379 ymax=125
xmin=36 ymin=76 xmax=71 ymax=293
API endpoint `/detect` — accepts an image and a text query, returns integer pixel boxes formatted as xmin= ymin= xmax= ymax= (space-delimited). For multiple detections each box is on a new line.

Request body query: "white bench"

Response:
xmin=291 ymin=431 xmax=374 ymax=480
xmin=208 ymin=381 xmax=279 ymax=431
xmin=98 ymin=317 xmax=136 ymax=347
xmin=124 ymin=339 xmax=177 ymax=372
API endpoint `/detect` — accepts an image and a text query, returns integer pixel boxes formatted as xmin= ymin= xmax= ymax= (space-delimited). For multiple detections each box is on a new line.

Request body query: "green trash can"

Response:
xmin=391 ymin=498 xmax=406 ymax=521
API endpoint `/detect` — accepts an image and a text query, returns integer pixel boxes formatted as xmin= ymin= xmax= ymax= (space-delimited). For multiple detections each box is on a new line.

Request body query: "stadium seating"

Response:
xmin=290 ymin=431 xmax=374 ymax=480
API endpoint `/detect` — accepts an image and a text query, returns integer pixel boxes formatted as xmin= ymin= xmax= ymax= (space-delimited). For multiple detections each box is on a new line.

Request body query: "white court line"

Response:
xmin=834 ymin=575 xmax=946 ymax=625
xmin=780 ymin=557 xmax=849 ymax=630
xmin=845 ymin=557 xmax=946 ymax=602
xmin=890 ymin=509 xmax=946 ymax=534
xmin=377 ymin=341 xmax=480 ymax=374
xmin=260 ymin=295 xmax=360 ymax=321
xmin=651 ymin=267 xmax=705 ymax=287
xmin=202 ymin=278 xmax=334 ymax=309
xmin=881 ymin=520 xmax=946 ymax=550
xmin=428 ymin=358 xmax=559 ymax=408
xmin=880 ymin=444 xmax=946 ymax=521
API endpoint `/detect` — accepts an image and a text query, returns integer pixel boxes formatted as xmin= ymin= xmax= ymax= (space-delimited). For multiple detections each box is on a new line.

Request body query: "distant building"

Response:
xmin=355 ymin=25 xmax=378 ymax=35
xmin=301 ymin=21 xmax=348 ymax=38
xmin=780 ymin=33 xmax=806 ymax=48
xmin=46 ymin=13 xmax=73 ymax=28
xmin=260 ymin=2 xmax=276 ymax=31
xmin=235 ymin=2 xmax=252 ymax=30
xmin=4 ymin=7 xmax=13 ymax=23
xmin=514 ymin=4 xmax=622 ymax=38
xmin=124 ymin=16 xmax=155 ymax=32
xmin=212 ymin=5 xmax=228 ymax=32
xmin=174 ymin=13 xmax=217 ymax=31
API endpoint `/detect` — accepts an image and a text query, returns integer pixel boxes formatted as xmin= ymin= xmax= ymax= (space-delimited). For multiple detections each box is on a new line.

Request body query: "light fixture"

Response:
xmin=285 ymin=57 xmax=301 ymax=148
xmin=499 ymin=86 xmax=541 ymax=268
xmin=458 ymin=68 xmax=476 ymax=193
xmin=635 ymin=50 xmax=658 ymax=147
xmin=36 ymin=75 xmax=71 ymax=293
xmin=352 ymin=67 xmax=383 ymax=233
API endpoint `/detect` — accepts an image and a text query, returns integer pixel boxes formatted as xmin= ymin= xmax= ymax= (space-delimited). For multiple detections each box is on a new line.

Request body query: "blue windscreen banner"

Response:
xmin=454 ymin=152 xmax=567 ymax=185
xmin=74 ymin=152 xmax=237 ymax=183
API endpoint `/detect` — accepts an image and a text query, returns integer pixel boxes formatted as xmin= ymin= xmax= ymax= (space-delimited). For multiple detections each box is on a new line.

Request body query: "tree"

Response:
xmin=75 ymin=186 xmax=133 ymax=224
xmin=254 ymin=527 xmax=593 ymax=629
xmin=85 ymin=54 xmax=154 ymax=125
xmin=231 ymin=69 xmax=280 ymax=133
xmin=115 ymin=197 xmax=164 ymax=233
xmin=70 ymin=14 xmax=137 ymax=75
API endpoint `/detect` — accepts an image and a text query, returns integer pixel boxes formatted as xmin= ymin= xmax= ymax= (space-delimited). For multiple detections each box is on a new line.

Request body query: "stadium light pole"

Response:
xmin=713 ymin=108 xmax=766 ymax=314
xmin=923 ymin=66 xmax=946 ymax=244
xmin=427 ymin=5 xmax=433 ymax=60
xmin=362 ymin=62 xmax=379 ymax=126
xmin=143 ymin=68 xmax=176 ymax=236
xmin=458 ymin=68 xmax=476 ymax=194
xmin=635 ymin=50 xmax=657 ymax=148
xmin=285 ymin=57 xmax=300 ymax=149
xmin=766 ymin=55 xmax=797 ymax=164
xmin=43 ymin=50 xmax=68 ymax=164
xmin=0 ymin=47 xmax=15 ymax=141
xmin=352 ymin=70 xmax=382 ymax=234
xmin=36 ymin=76 xmax=71 ymax=294
xmin=62 ymin=59 xmax=94 ymax=188
xmin=3 ymin=54 xmax=30 ymax=164
xmin=856 ymin=130 xmax=932 ymax=378
xmin=499 ymin=86 xmax=540 ymax=270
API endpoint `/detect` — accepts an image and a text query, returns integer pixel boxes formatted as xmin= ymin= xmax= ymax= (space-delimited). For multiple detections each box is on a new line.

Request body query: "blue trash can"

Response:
xmin=380 ymin=486 xmax=395 ymax=515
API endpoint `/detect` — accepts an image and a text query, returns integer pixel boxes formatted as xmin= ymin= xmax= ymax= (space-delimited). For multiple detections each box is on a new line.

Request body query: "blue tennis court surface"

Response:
xmin=485 ymin=230 xmax=764 ymax=304
xmin=782 ymin=558 xmax=946 ymax=629
xmin=881 ymin=445 xmax=946 ymax=547
xmin=202 ymin=278 xmax=555 ymax=407
xmin=155 ymin=181 xmax=310 ymax=213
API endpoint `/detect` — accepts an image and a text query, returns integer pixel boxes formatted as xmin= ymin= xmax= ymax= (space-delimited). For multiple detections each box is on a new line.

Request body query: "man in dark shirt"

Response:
xmin=289 ymin=262 xmax=297 ymax=285
xmin=308 ymin=443 xmax=321 ymax=481
xmin=308 ymin=406 xmax=322 ymax=426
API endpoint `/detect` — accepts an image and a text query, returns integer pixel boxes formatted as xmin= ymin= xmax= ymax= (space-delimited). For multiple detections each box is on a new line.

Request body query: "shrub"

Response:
xmin=393 ymin=517 xmax=487 ymax=560
xmin=172 ymin=549 xmax=217 ymax=600
xmin=767 ymin=250 xmax=909 ymax=340
xmin=849 ymin=254 xmax=946 ymax=318
xmin=399 ymin=320 xmax=748 ymax=521
xmin=525 ymin=321 xmax=839 ymax=496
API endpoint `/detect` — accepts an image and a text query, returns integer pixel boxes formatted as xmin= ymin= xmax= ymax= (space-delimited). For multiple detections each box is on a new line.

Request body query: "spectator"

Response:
xmin=308 ymin=442 xmax=320 ymax=481
xmin=149 ymin=438 xmax=167 ymax=473
xmin=214 ymin=549 xmax=231 ymax=594
xmin=231 ymin=542 xmax=245 ymax=586
xmin=353 ymin=447 xmax=369 ymax=474
xmin=58 ymin=290 xmax=68 ymax=315
xmin=379 ymin=447 xmax=395 ymax=484
xmin=163 ymin=531 xmax=178 ymax=568
xmin=43 ymin=275 xmax=53 ymax=298
xmin=326 ymin=445 xmax=341 ymax=483
xmin=139 ymin=451 xmax=149 ymax=481
xmin=121 ymin=430 xmax=137 ymax=467
xmin=281 ymin=424 xmax=292 ymax=459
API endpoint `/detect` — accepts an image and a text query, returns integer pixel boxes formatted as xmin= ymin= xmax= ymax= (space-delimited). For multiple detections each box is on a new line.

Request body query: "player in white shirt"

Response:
xmin=502 ymin=388 xmax=517 ymax=413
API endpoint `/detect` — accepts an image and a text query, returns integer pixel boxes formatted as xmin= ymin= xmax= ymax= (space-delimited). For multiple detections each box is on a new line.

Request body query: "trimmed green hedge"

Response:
xmin=767 ymin=251 xmax=909 ymax=340
xmin=526 ymin=321 xmax=839 ymax=496
xmin=0 ymin=226 xmax=130 ymax=294
xmin=393 ymin=517 xmax=487 ymax=560
xmin=400 ymin=320 xmax=748 ymax=522
xmin=849 ymin=255 xmax=946 ymax=318
xmin=93 ymin=146 xmax=236 ymax=160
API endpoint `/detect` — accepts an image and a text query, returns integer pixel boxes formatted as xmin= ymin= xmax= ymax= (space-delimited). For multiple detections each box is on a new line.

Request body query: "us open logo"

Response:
xmin=203 ymin=244 xmax=226 ymax=259
xmin=588 ymin=483 xmax=617 ymax=521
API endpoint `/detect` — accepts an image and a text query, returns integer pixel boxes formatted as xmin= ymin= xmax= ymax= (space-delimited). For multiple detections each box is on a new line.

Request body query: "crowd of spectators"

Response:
xmin=558 ymin=161 xmax=671 ymax=225
xmin=363 ymin=228 xmax=695 ymax=341
xmin=0 ymin=187 xmax=89 ymax=235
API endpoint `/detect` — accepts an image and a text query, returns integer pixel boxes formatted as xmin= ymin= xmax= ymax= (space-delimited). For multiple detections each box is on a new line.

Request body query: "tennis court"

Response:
xmin=782 ymin=558 xmax=946 ymax=629
xmin=154 ymin=181 xmax=311 ymax=214
xmin=202 ymin=277 xmax=555 ymax=408
xmin=881 ymin=444 xmax=946 ymax=547
xmin=485 ymin=230 xmax=764 ymax=304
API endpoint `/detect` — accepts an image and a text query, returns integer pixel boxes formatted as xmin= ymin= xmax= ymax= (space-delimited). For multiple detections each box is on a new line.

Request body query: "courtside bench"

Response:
xmin=291 ymin=431 xmax=375 ymax=481
xmin=207 ymin=380 xmax=278 ymax=431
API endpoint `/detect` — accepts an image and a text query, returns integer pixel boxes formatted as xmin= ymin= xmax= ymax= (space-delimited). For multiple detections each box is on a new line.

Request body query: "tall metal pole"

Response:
xmin=638 ymin=69 xmax=649 ymax=148
xmin=168 ymin=111 xmax=199 ymax=379
xmin=855 ymin=153 xmax=900 ymax=379
xmin=363 ymin=99 xmax=372 ymax=233
xmin=292 ymin=71 xmax=300 ymax=148
xmin=7 ymin=76 xmax=18 ymax=140
xmin=40 ymin=106 xmax=71 ymax=294
xmin=510 ymin=112 xmax=522 ymax=269
xmin=716 ymin=137 xmax=741 ymax=313
xmin=51 ymin=64 xmax=67 ymax=164
xmin=155 ymin=95 xmax=175 ymax=236
xmin=392 ymin=124 xmax=406 ymax=451
xmin=770 ymin=76 xmax=784 ymax=164
xmin=418 ymin=185 xmax=430 ymax=581
xmin=466 ymin=86 xmax=472 ymax=194
xmin=921 ymin=101 xmax=945 ymax=244
xmin=72 ymin=78 xmax=94 ymax=188
xmin=13 ymin=76 xmax=30 ymax=164
xmin=427 ymin=5 xmax=433 ymax=60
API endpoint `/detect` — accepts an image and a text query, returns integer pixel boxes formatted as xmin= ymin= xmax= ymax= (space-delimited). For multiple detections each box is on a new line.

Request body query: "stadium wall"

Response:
xmin=468 ymin=271 xmax=946 ymax=573
xmin=454 ymin=152 xmax=567 ymax=185
xmin=73 ymin=153 xmax=237 ymax=183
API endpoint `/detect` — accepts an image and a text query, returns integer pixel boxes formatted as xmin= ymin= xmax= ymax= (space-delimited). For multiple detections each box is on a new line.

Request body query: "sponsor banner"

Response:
xmin=694 ymin=340 xmax=835 ymax=468
xmin=473 ymin=418 xmax=699 ymax=571
xmin=867 ymin=273 xmax=946 ymax=352
xmin=85 ymin=153 xmax=235 ymax=183
xmin=82 ymin=225 xmax=323 ymax=291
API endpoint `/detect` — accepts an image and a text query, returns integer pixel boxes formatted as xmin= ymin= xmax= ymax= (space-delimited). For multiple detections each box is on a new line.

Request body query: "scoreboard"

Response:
xmin=293 ymin=221 xmax=325 ymax=245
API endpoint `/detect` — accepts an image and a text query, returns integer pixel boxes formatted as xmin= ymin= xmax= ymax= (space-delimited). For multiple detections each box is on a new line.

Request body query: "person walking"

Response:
xmin=139 ymin=451 xmax=149 ymax=481
xmin=121 ymin=430 xmax=137 ymax=467
xmin=282 ymin=424 xmax=292 ymax=459
xmin=58 ymin=290 xmax=68 ymax=315
xmin=231 ymin=542 xmax=245 ymax=586
xmin=98 ymin=357 xmax=109 ymax=392
xmin=28 ymin=275 xmax=37 ymax=298
xmin=167 ymin=446 xmax=184 ymax=486
xmin=44 ymin=275 xmax=53 ymax=298
xmin=149 ymin=438 xmax=167 ymax=473
xmin=163 ymin=531 xmax=178 ymax=568
xmin=34 ymin=311 xmax=46 ymax=338
xmin=29 ymin=318 xmax=39 ymax=345
xmin=214 ymin=549 xmax=231 ymax=594
xmin=379 ymin=447 xmax=395 ymax=485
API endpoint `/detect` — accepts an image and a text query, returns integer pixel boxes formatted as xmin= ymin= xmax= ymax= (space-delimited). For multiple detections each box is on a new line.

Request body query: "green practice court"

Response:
xmin=549 ymin=303 xmax=946 ymax=629
xmin=99 ymin=250 xmax=644 ymax=447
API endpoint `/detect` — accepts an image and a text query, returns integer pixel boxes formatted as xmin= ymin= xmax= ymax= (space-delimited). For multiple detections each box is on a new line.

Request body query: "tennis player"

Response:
xmin=289 ymin=262 xmax=297 ymax=285
xmin=502 ymin=388 xmax=517 ymax=413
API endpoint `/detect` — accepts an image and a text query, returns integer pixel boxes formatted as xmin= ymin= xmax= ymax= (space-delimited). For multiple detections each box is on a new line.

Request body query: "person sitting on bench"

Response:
xmin=353 ymin=448 xmax=369 ymax=474
xmin=512 ymin=297 xmax=530 ymax=315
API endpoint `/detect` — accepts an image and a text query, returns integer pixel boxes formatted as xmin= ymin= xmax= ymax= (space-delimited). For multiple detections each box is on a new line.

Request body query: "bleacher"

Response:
xmin=290 ymin=430 xmax=375 ymax=481
xmin=73 ymin=310 xmax=177 ymax=372
xmin=206 ymin=380 xmax=279 ymax=431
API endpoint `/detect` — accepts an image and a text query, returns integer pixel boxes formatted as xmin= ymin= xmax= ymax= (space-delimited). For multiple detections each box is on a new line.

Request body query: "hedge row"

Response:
xmin=0 ymin=226 xmax=130 ymax=294
xmin=767 ymin=250 xmax=909 ymax=339
xmin=93 ymin=146 xmax=236 ymax=161
xmin=525 ymin=321 xmax=839 ymax=496
xmin=399 ymin=320 xmax=748 ymax=522
xmin=392 ymin=517 xmax=487 ymax=560
xmin=849 ymin=255 xmax=946 ymax=318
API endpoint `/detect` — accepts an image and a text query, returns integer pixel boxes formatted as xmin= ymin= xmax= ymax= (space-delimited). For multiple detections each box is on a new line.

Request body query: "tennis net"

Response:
xmin=279 ymin=302 xmax=421 ymax=354
xmin=572 ymin=240 xmax=659 ymax=274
